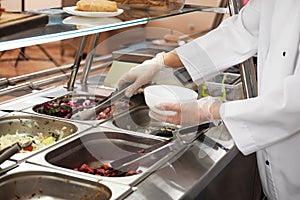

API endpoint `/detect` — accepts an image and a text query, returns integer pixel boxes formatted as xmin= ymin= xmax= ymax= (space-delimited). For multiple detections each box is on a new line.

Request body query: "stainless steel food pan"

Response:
xmin=108 ymin=106 xmax=179 ymax=137
xmin=0 ymin=113 xmax=79 ymax=161
xmin=0 ymin=171 xmax=111 ymax=200
xmin=29 ymin=92 xmax=145 ymax=125
xmin=0 ymin=162 xmax=132 ymax=200
xmin=28 ymin=129 xmax=167 ymax=186
xmin=32 ymin=93 xmax=105 ymax=119
xmin=45 ymin=131 xmax=162 ymax=168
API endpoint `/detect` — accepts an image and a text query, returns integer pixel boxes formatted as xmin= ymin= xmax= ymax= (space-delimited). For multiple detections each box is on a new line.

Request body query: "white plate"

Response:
xmin=63 ymin=6 xmax=124 ymax=18
xmin=63 ymin=16 xmax=122 ymax=27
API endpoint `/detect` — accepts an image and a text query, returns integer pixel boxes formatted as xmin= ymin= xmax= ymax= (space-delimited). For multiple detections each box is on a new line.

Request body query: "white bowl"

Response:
xmin=144 ymin=85 xmax=198 ymax=116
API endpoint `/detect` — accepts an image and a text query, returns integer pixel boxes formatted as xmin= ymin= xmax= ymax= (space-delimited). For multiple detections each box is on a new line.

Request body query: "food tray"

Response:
xmin=29 ymin=92 xmax=145 ymax=125
xmin=106 ymin=105 xmax=179 ymax=138
xmin=0 ymin=112 xmax=90 ymax=161
xmin=32 ymin=93 xmax=105 ymax=119
xmin=27 ymin=127 xmax=170 ymax=186
xmin=1 ymin=163 xmax=131 ymax=200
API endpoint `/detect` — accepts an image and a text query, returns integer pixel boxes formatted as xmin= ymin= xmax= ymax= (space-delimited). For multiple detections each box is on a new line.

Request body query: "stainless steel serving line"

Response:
xmin=0 ymin=83 xmax=261 ymax=199
xmin=0 ymin=1 xmax=262 ymax=199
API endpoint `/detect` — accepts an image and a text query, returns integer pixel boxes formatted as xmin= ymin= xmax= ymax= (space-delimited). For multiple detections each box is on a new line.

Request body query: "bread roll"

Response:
xmin=76 ymin=0 xmax=118 ymax=12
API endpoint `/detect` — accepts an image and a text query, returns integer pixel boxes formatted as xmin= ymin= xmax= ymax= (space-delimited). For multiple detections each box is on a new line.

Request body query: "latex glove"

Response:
xmin=150 ymin=96 xmax=222 ymax=127
xmin=118 ymin=52 xmax=165 ymax=97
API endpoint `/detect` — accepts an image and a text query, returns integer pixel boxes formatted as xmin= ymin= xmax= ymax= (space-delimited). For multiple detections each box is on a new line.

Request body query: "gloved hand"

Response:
xmin=118 ymin=52 xmax=165 ymax=97
xmin=150 ymin=96 xmax=222 ymax=126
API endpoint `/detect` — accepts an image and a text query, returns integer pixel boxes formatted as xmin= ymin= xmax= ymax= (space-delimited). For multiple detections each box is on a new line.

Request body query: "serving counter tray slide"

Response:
xmin=0 ymin=12 xmax=48 ymax=38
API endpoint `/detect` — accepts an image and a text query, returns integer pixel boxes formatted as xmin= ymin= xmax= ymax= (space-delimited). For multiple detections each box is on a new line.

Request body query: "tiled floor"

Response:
xmin=0 ymin=41 xmax=76 ymax=78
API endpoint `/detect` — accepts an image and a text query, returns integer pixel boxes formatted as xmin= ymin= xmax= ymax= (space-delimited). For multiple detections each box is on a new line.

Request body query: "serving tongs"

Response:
xmin=111 ymin=122 xmax=228 ymax=172
xmin=71 ymin=82 xmax=132 ymax=120
xmin=0 ymin=134 xmax=33 ymax=165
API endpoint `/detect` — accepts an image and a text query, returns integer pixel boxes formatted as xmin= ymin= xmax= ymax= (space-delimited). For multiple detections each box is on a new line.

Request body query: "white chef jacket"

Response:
xmin=176 ymin=0 xmax=300 ymax=199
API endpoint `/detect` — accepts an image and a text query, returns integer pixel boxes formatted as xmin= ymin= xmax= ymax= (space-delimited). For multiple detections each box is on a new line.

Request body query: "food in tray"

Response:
xmin=95 ymin=100 xmax=131 ymax=120
xmin=33 ymin=95 xmax=100 ymax=119
xmin=33 ymin=95 xmax=101 ymax=119
xmin=33 ymin=95 xmax=131 ymax=120
xmin=76 ymin=0 xmax=118 ymax=12
xmin=74 ymin=163 xmax=141 ymax=177
xmin=114 ymin=0 xmax=184 ymax=10
xmin=0 ymin=127 xmax=69 ymax=153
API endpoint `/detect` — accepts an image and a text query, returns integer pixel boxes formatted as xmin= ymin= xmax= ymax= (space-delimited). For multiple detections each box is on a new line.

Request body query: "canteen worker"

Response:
xmin=118 ymin=0 xmax=300 ymax=199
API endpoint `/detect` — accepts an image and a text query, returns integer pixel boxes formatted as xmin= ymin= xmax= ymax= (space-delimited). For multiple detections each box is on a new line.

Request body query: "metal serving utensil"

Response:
xmin=109 ymin=139 xmax=170 ymax=169
xmin=0 ymin=134 xmax=33 ymax=165
xmin=71 ymin=82 xmax=132 ymax=120
xmin=111 ymin=122 xmax=218 ymax=172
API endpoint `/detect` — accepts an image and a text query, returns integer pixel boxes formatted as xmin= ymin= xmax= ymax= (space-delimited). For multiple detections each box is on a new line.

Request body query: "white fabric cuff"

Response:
xmin=220 ymin=102 xmax=258 ymax=155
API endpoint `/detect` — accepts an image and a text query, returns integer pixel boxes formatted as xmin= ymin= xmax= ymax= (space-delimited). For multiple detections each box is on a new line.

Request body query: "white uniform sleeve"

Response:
xmin=175 ymin=0 xmax=260 ymax=84
xmin=176 ymin=0 xmax=300 ymax=156
xmin=223 ymin=0 xmax=300 ymax=155
xmin=221 ymin=64 xmax=300 ymax=155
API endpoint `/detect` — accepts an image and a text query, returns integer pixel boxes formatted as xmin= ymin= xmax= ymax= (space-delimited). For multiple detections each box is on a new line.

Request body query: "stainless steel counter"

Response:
xmin=124 ymin=127 xmax=240 ymax=200
xmin=0 ymin=1 xmax=262 ymax=198
xmin=0 ymin=85 xmax=261 ymax=200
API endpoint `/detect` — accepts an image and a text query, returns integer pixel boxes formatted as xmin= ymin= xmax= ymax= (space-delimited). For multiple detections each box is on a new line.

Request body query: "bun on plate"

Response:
xmin=76 ymin=0 xmax=118 ymax=12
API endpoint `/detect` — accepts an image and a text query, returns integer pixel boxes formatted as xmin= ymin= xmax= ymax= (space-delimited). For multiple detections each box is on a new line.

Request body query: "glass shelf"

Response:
xmin=0 ymin=5 xmax=228 ymax=51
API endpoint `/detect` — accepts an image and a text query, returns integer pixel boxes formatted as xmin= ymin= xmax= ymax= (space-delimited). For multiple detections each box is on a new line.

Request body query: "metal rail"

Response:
xmin=80 ymin=33 xmax=101 ymax=84
xmin=228 ymin=0 xmax=258 ymax=98
xmin=66 ymin=35 xmax=88 ymax=91
xmin=0 ymin=61 xmax=111 ymax=96
xmin=7 ymin=65 xmax=71 ymax=85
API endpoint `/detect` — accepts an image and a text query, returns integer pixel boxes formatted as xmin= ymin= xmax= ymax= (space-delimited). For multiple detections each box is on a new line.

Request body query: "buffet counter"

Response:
xmin=0 ymin=80 xmax=261 ymax=200
xmin=0 ymin=3 xmax=261 ymax=199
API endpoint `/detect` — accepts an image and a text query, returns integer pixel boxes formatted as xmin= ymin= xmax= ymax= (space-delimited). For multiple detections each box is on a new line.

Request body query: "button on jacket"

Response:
xmin=176 ymin=0 xmax=300 ymax=199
